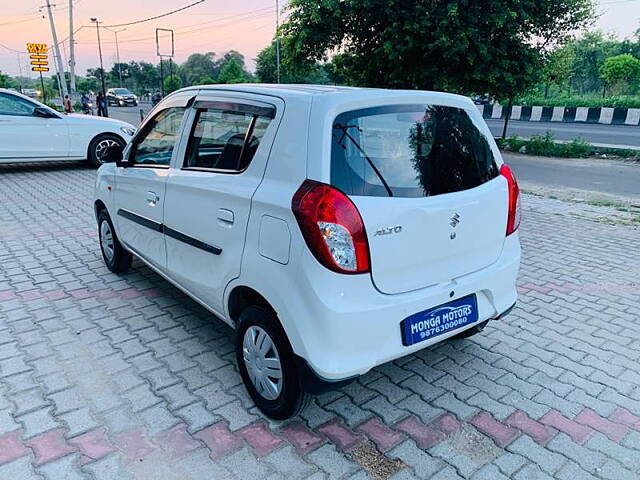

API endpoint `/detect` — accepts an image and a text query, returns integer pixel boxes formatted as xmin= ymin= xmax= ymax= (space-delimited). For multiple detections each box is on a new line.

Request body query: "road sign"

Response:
xmin=26 ymin=43 xmax=48 ymax=55
xmin=32 ymin=67 xmax=50 ymax=72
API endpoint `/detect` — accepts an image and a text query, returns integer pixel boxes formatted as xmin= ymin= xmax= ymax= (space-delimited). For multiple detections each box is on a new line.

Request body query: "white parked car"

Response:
xmin=94 ymin=85 xmax=521 ymax=419
xmin=0 ymin=88 xmax=135 ymax=166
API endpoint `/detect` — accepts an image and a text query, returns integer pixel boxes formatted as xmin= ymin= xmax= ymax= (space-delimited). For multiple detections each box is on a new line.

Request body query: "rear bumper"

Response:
xmin=286 ymin=233 xmax=521 ymax=381
xmin=297 ymin=299 xmax=517 ymax=392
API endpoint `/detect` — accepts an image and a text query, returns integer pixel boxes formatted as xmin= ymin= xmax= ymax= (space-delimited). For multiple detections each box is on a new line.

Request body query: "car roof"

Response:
xmin=178 ymin=83 xmax=472 ymax=106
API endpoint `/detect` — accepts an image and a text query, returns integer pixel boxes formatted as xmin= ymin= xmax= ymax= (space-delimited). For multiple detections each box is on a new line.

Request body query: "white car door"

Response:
xmin=114 ymin=93 xmax=193 ymax=271
xmin=0 ymin=92 xmax=69 ymax=159
xmin=163 ymin=94 xmax=283 ymax=315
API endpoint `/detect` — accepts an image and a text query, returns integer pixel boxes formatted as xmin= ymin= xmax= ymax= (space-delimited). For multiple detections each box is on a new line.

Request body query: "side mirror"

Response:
xmin=101 ymin=144 xmax=126 ymax=165
xmin=33 ymin=106 xmax=57 ymax=118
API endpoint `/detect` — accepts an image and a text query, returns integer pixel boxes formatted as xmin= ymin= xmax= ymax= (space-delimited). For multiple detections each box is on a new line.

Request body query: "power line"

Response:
xmin=101 ymin=0 xmax=206 ymax=28
xmin=0 ymin=42 xmax=26 ymax=53
xmin=73 ymin=9 xmax=273 ymax=46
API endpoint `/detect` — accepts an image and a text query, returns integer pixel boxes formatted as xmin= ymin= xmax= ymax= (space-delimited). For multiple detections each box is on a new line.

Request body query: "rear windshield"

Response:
xmin=331 ymin=104 xmax=498 ymax=198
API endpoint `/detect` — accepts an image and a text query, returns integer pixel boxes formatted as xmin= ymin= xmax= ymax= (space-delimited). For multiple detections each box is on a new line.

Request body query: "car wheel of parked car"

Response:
xmin=88 ymin=134 xmax=125 ymax=167
xmin=452 ymin=320 xmax=489 ymax=339
xmin=236 ymin=306 xmax=310 ymax=419
xmin=98 ymin=209 xmax=132 ymax=273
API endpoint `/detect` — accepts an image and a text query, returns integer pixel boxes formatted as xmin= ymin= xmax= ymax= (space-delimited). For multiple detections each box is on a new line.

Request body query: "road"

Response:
xmin=107 ymin=106 xmax=638 ymax=199
xmin=504 ymin=153 xmax=640 ymax=200
xmin=109 ymin=103 xmax=151 ymax=126
xmin=486 ymin=119 xmax=640 ymax=148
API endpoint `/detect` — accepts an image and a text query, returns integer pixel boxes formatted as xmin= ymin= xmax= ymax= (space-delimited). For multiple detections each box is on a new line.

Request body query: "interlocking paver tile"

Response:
xmin=2 ymin=166 xmax=640 ymax=478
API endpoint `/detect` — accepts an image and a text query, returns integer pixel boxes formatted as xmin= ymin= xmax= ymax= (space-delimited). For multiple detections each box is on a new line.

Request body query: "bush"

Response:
xmin=498 ymin=132 xmax=593 ymax=158
xmin=497 ymin=135 xmax=526 ymax=152
xmin=514 ymin=94 xmax=640 ymax=108
xmin=562 ymin=137 xmax=591 ymax=158
xmin=526 ymin=132 xmax=557 ymax=156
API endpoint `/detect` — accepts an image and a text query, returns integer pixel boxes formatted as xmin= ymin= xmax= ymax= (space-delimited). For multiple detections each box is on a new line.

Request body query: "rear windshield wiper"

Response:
xmin=333 ymin=123 xmax=393 ymax=197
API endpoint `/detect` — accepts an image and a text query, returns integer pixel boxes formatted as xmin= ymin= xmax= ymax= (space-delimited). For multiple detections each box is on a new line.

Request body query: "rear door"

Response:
xmin=163 ymin=94 xmax=282 ymax=314
xmin=330 ymin=103 xmax=508 ymax=294
xmin=114 ymin=93 xmax=192 ymax=270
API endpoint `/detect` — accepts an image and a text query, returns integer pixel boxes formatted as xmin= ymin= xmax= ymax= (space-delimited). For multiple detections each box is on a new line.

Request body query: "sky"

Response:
xmin=0 ymin=0 xmax=639 ymax=79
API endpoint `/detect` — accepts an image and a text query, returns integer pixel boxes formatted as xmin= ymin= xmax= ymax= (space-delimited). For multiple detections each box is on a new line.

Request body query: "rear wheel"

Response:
xmin=236 ymin=306 xmax=310 ymax=419
xmin=88 ymin=133 xmax=125 ymax=167
xmin=452 ymin=320 xmax=489 ymax=339
xmin=98 ymin=209 xmax=132 ymax=273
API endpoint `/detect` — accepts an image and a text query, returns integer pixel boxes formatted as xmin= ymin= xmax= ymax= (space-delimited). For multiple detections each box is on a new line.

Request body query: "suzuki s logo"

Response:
xmin=450 ymin=213 xmax=460 ymax=228
xmin=374 ymin=225 xmax=402 ymax=237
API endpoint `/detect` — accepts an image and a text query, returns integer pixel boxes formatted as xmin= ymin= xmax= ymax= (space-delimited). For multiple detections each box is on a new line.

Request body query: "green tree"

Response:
xmin=569 ymin=31 xmax=623 ymax=93
xmin=542 ymin=45 xmax=576 ymax=96
xmin=218 ymin=57 xmax=249 ymax=84
xmin=600 ymin=53 xmax=640 ymax=94
xmin=282 ymin=0 xmax=595 ymax=99
xmin=181 ymin=52 xmax=217 ymax=85
xmin=256 ymin=40 xmax=327 ymax=83
xmin=163 ymin=75 xmax=182 ymax=94
xmin=0 ymin=71 xmax=11 ymax=88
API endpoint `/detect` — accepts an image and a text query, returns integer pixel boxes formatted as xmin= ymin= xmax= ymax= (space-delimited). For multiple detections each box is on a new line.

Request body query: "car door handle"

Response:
xmin=217 ymin=208 xmax=234 ymax=226
xmin=146 ymin=191 xmax=160 ymax=206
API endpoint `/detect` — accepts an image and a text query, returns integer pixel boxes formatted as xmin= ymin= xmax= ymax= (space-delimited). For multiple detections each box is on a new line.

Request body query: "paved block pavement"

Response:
xmin=0 ymin=161 xmax=639 ymax=479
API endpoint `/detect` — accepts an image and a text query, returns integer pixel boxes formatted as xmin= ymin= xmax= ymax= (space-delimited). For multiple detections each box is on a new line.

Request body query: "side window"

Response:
xmin=184 ymin=107 xmax=272 ymax=172
xmin=130 ymin=107 xmax=185 ymax=167
xmin=0 ymin=93 xmax=36 ymax=116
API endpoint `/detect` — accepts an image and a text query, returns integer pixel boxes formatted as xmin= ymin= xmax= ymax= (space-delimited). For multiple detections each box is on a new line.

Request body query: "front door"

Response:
xmin=0 ymin=92 xmax=69 ymax=159
xmin=114 ymin=102 xmax=189 ymax=270
xmin=163 ymin=95 xmax=282 ymax=314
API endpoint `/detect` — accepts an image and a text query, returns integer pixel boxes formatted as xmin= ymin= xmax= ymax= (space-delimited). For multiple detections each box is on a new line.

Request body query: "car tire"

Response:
xmin=236 ymin=306 xmax=310 ymax=420
xmin=88 ymin=133 xmax=125 ymax=168
xmin=97 ymin=209 xmax=132 ymax=273
xmin=451 ymin=320 xmax=489 ymax=340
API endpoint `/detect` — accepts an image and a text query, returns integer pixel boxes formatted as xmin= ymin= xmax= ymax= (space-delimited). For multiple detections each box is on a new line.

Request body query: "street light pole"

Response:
xmin=275 ymin=0 xmax=281 ymax=84
xmin=69 ymin=0 xmax=76 ymax=95
xmin=91 ymin=18 xmax=108 ymax=117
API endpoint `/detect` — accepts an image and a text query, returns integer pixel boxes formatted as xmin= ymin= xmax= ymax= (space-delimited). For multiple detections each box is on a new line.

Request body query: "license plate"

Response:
xmin=401 ymin=294 xmax=479 ymax=346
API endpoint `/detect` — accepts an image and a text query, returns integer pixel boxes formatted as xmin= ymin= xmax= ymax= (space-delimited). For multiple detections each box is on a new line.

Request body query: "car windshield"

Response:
xmin=114 ymin=89 xmax=131 ymax=95
xmin=331 ymin=104 xmax=498 ymax=198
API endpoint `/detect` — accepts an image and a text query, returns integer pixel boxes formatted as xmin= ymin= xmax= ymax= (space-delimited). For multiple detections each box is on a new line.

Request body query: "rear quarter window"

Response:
xmin=331 ymin=104 xmax=498 ymax=198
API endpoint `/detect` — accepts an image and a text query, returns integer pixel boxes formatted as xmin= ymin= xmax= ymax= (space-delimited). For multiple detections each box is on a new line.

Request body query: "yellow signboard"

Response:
xmin=32 ymin=67 xmax=50 ymax=72
xmin=31 ymin=60 xmax=49 ymax=66
xmin=27 ymin=43 xmax=48 ymax=55
xmin=30 ymin=54 xmax=47 ymax=60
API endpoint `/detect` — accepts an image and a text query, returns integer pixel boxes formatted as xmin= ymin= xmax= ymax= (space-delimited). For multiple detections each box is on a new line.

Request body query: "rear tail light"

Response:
xmin=292 ymin=180 xmax=370 ymax=274
xmin=500 ymin=164 xmax=521 ymax=236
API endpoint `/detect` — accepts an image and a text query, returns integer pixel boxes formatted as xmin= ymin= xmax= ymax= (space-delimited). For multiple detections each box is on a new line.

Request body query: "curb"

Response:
xmin=480 ymin=104 xmax=640 ymax=126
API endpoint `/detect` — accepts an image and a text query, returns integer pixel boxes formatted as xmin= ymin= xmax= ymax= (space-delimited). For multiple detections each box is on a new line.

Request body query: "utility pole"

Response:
xmin=68 ymin=0 xmax=76 ymax=95
xmin=16 ymin=54 xmax=23 ymax=93
xmin=91 ymin=17 xmax=108 ymax=117
xmin=44 ymin=0 xmax=68 ymax=98
xmin=105 ymin=27 xmax=126 ymax=87
xmin=275 ymin=0 xmax=280 ymax=84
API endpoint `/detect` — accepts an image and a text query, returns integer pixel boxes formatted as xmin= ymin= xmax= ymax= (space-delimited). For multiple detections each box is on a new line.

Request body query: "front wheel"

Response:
xmin=236 ymin=306 xmax=310 ymax=419
xmin=88 ymin=133 xmax=125 ymax=167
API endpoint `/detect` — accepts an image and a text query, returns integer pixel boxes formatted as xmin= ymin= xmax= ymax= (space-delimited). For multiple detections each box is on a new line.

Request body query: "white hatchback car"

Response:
xmin=94 ymin=85 xmax=521 ymax=419
xmin=0 ymin=88 xmax=135 ymax=166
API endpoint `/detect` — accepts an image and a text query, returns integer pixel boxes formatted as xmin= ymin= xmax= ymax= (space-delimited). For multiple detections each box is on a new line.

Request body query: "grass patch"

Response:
xmin=497 ymin=133 xmax=640 ymax=160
